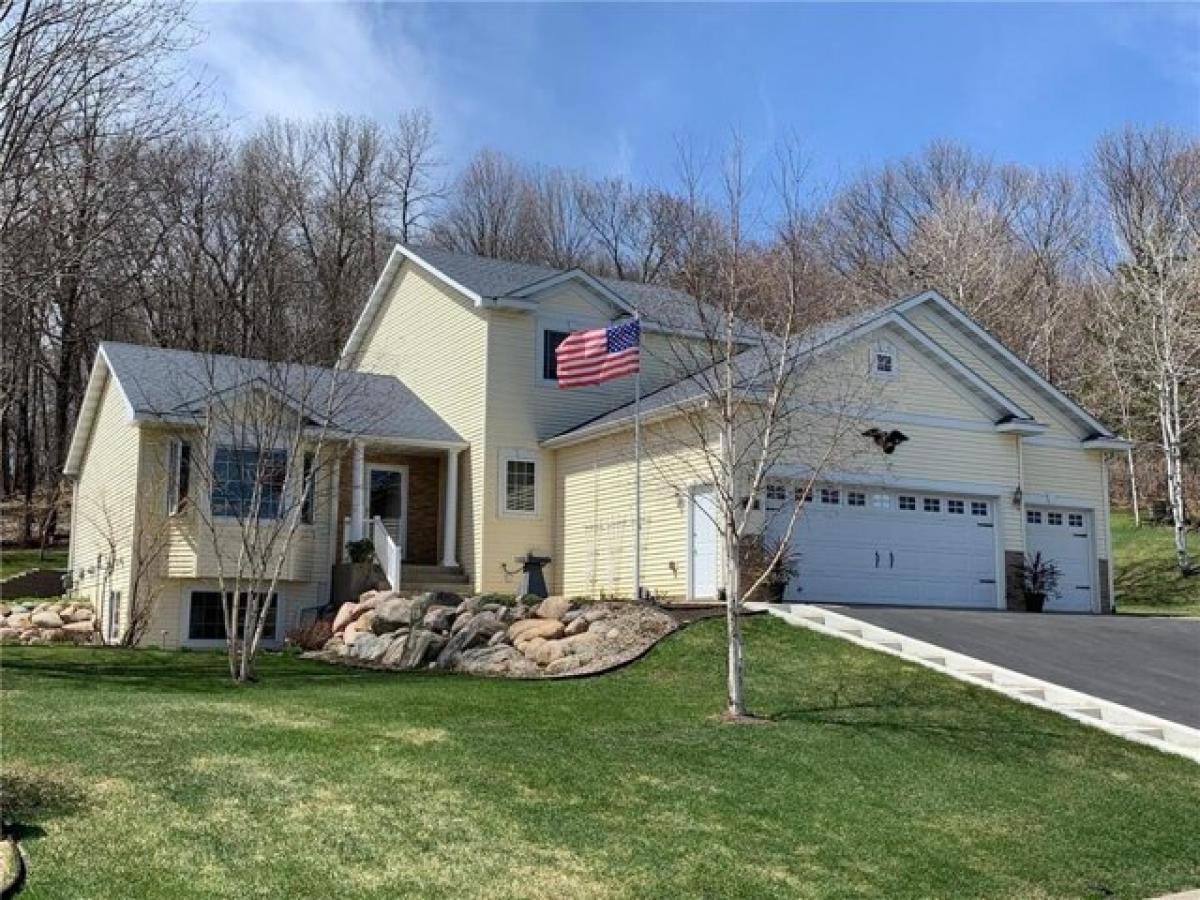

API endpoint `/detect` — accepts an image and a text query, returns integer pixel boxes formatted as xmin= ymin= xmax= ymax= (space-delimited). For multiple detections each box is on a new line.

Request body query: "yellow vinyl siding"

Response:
xmin=70 ymin=374 xmax=142 ymax=621
xmin=902 ymin=306 xmax=1084 ymax=438
xmin=556 ymin=418 xmax=709 ymax=600
xmin=349 ymin=263 xmax=488 ymax=586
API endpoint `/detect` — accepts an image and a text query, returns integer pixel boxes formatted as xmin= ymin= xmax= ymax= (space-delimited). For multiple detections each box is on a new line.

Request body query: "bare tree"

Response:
xmin=385 ymin=108 xmax=443 ymax=244
xmin=434 ymin=147 xmax=527 ymax=259
xmin=651 ymin=138 xmax=877 ymax=717
xmin=1094 ymin=127 xmax=1200 ymax=573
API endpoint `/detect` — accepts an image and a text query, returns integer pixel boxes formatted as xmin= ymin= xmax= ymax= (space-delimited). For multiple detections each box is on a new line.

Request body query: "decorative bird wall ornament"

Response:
xmin=862 ymin=427 xmax=909 ymax=455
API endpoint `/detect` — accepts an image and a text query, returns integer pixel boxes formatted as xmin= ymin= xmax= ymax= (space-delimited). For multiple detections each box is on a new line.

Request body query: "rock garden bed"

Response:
xmin=0 ymin=600 xmax=95 ymax=645
xmin=300 ymin=591 xmax=678 ymax=678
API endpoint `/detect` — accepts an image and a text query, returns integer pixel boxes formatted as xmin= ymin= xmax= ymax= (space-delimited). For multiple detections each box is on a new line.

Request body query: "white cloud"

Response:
xmin=188 ymin=1 xmax=469 ymax=143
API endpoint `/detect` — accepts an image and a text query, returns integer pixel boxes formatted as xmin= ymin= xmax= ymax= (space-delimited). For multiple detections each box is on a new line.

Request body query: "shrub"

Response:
xmin=286 ymin=620 xmax=332 ymax=651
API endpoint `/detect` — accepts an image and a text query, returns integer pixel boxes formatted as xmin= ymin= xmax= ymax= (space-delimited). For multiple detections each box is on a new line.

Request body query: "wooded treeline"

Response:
xmin=1 ymin=0 xmax=1197 ymax=566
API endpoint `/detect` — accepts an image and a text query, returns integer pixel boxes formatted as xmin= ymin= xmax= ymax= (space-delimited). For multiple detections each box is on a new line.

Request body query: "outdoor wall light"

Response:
xmin=1012 ymin=486 xmax=1023 ymax=507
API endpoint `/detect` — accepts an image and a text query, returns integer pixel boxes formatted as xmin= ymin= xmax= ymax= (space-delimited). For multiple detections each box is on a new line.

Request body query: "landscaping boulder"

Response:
xmin=450 ymin=612 xmax=474 ymax=634
xmin=534 ymin=596 xmax=571 ymax=621
xmin=508 ymin=618 xmax=563 ymax=643
xmin=487 ymin=629 xmax=510 ymax=647
xmin=0 ymin=628 xmax=20 ymax=642
xmin=457 ymin=645 xmax=539 ymax=678
xmin=394 ymin=629 xmax=443 ymax=669
xmin=373 ymin=597 xmax=415 ymax=633
xmin=350 ymin=633 xmax=391 ymax=662
xmin=435 ymin=611 xmax=504 ymax=669
xmin=331 ymin=601 xmax=362 ymax=633
xmin=455 ymin=596 xmax=480 ymax=616
xmin=583 ymin=606 xmax=609 ymax=623
xmin=6 ymin=613 xmax=31 ymax=630
xmin=62 ymin=621 xmax=95 ymax=635
xmin=564 ymin=616 xmax=589 ymax=637
xmin=545 ymin=656 xmax=580 ymax=676
xmin=422 ymin=606 xmax=455 ymax=632
xmin=31 ymin=610 xmax=63 ymax=629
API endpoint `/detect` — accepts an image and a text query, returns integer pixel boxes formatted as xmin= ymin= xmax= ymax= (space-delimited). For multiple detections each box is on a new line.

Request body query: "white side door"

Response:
xmin=690 ymin=488 xmax=719 ymax=601
xmin=1025 ymin=507 xmax=1094 ymax=612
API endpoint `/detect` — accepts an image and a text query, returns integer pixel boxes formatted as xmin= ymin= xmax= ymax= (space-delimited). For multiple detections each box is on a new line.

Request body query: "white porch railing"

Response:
xmin=344 ymin=515 xmax=403 ymax=591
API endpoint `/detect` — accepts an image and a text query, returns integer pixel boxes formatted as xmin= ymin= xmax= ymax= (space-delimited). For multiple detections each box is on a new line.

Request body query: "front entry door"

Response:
xmin=690 ymin=487 xmax=719 ymax=601
xmin=367 ymin=465 xmax=407 ymax=554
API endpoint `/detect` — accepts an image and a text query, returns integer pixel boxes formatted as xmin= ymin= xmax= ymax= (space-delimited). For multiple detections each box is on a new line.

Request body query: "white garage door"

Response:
xmin=1025 ymin=507 xmax=1094 ymax=612
xmin=764 ymin=484 xmax=998 ymax=608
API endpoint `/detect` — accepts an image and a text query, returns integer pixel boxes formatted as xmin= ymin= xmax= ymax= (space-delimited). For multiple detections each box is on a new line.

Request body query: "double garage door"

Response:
xmin=764 ymin=484 xmax=999 ymax=608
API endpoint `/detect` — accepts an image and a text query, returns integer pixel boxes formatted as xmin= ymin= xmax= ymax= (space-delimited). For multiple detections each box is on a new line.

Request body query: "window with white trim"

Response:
xmin=1068 ymin=513 xmax=1084 ymax=529
xmin=167 ymin=438 xmax=192 ymax=515
xmin=820 ymin=488 xmax=841 ymax=505
xmin=188 ymin=591 xmax=277 ymax=642
xmin=847 ymin=491 xmax=866 ymax=507
xmin=500 ymin=450 xmax=538 ymax=516
xmin=300 ymin=452 xmax=315 ymax=524
xmin=795 ymin=485 xmax=812 ymax=503
xmin=1047 ymin=512 xmax=1063 ymax=526
xmin=211 ymin=446 xmax=287 ymax=519
xmin=971 ymin=501 xmax=989 ymax=517
xmin=898 ymin=495 xmax=917 ymax=511
xmin=923 ymin=497 xmax=941 ymax=513
xmin=765 ymin=484 xmax=787 ymax=510
xmin=1026 ymin=510 xmax=1042 ymax=525
xmin=872 ymin=493 xmax=891 ymax=510
xmin=541 ymin=329 xmax=571 ymax=381
xmin=872 ymin=342 xmax=897 ymax=378
xmin=947 ymin=499 xmax=965 ymax=515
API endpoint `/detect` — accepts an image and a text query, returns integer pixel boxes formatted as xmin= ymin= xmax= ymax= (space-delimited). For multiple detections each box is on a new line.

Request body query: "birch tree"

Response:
xmin=147 ymin=358 xmax=366 ymax=682
xmin=652 ymin=139 xmax=877 ymax=718
xmin=1094 ymin=127 xmax=1200 ymax=573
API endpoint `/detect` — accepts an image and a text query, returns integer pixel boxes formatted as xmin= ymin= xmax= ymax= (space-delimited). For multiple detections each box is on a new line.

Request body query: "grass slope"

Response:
xmin=1111 ymin=512 xmax=1200 ymax=616
xmin=3 ymin=618 xmax=1199 ymax=899
xmin=0 ymin=548 xmax=68 ymax=581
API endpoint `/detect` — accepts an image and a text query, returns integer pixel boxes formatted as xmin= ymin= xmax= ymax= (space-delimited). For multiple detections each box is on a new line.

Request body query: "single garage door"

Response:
xmin=764 ymin=484 xmax=999 ymax=608
xmin=1025 ymin=507 xmax=1094 ymax=612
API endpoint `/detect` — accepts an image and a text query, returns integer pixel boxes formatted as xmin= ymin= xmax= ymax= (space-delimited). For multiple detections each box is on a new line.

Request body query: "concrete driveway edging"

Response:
xmin=748 ymin=601 xmax=1200 ymax=765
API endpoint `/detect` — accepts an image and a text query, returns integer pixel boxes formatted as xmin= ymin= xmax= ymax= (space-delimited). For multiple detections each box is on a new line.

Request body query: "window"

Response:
xmin=820 ymin=488 xmax=841 ymax=505
xmin=872 ymin=342 xmax=897 ymax=378
xmin=301 ymin=453 xmax=315 ymax=524
xmin=1026 ymin=510 xmax=1043 ymax=525
xmin=847 ymin=491 xmax=866 ymax=507
xmin=542 ymin=329 xmax=571 ymax=381
xmin=1047 ymin=512 xmax=1063 ymax=526
xmin=795 ymin=485 xmax=813 ymax=503
xmin=501 ymin=451 xmax=538 ymax=515
xmin=1069 ymin=513 xmax=1085 ymax=529
xmin=188 ymin=591 xmax=277 ymax=642
xmin=167 ymin=439 xmax=191 ymax=515
xmin=971 ymin=501 xmax=989 ymax=517
xmin=872 ymin=494 xmax=892 ymax=510
xmin=765 ymin=484 xmax=787 ymax=510
xmin=211 ymin=447 xmax=287 ymax=519
xmin=899 ymin=495 xmax=917 ymax=511
xmin=923 ymin=497 xmax=941 ymax=513
xmin=948 ymin=499 xmax=965 ymax=515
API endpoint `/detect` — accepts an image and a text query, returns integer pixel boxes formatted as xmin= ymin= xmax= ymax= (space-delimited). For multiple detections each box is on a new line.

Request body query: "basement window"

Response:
xmin=187 ymin=591 xmax=277 ymax=642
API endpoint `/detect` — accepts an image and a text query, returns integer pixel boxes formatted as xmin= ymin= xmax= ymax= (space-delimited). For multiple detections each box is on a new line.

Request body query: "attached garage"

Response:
xmin=763 ymin=483 xmax=1000 ymax=608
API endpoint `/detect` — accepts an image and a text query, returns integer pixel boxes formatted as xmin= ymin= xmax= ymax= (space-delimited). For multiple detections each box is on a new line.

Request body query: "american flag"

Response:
xmin=555 ymin=319 xmax=641 ymax=388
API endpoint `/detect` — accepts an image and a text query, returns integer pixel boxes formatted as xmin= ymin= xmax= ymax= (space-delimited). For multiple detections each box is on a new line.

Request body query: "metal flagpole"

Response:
xmin=632 ymin=314 xmax=642 ymax=603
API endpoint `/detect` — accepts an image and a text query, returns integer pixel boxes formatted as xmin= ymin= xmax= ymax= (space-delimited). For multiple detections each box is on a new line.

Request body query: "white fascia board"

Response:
xmin=994 ymin=420 xmax=1049 ymax=436
xmin=1081 ymin=436 xmax=1134 ymax=452
xmin=905 ymin=291 xmax=1116 ymax=438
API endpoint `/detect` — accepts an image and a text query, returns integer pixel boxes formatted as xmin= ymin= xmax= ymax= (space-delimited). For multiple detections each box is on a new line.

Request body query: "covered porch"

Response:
xmin=337 ymin=439 xmax=464 ymax=591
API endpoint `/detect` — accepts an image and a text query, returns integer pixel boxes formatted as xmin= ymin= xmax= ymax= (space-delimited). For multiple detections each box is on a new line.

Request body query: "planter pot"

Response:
xmin=1025 ymin=593 xmax=1046 ymax=613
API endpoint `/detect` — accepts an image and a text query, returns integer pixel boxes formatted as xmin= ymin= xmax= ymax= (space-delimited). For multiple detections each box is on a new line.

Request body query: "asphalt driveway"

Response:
xmin=823 ymin=606 xmax=1200 ymax=729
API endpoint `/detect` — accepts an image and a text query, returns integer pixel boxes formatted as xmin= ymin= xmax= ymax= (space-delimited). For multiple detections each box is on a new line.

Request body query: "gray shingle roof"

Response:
xmin=100 ymin=342 xmax=463 ymax=444
xmin=544 ymin=301 xmax=903 ymax=444
xmin=411 ymin=245 xmax=713 ymax=332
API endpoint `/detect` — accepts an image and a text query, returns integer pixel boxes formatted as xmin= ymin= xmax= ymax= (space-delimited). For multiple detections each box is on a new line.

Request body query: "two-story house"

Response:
xmin=64 ymin=245 xmax=1128 ymax=648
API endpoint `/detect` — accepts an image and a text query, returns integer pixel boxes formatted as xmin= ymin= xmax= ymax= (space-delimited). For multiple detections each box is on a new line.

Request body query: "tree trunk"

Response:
xmin=1126 ymin=448 xmax=1141 ymax=528
xmin=1158 ymin=369 xmax=1191 ymax=573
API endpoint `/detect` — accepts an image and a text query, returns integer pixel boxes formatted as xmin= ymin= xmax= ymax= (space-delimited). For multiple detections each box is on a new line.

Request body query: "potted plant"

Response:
xmin=345 ymin=538 xmax=376 ymax=565
xmin=739 ymin=534 xmax=798 ymax=603
xmin=1020 ymin=551 xmax=1061 ymax=613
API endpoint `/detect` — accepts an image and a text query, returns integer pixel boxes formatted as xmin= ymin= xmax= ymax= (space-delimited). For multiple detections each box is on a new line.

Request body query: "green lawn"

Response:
xmin=3 ymin=618 xmax=1199 ymax=899
xmin=1111 ymin=512 xmax=1200 ymax=616
xmin=0 ymin=547 xmax=68 ymax=581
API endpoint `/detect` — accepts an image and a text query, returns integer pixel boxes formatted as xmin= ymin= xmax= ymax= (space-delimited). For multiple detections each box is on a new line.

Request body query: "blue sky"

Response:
xmin=190 ymin=2 xmax=1199 ymax=189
